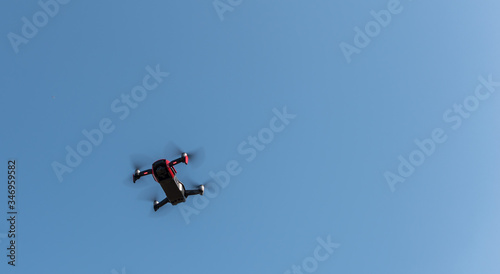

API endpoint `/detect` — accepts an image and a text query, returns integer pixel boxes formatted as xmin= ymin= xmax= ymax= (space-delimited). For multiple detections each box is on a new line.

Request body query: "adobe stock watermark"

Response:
xmin=7 ymin=0 xmax=71 ymax=54
xmin=51 ymin=64 xmax=169 ymax=182
xmin=213 ymin=0 xmax=243 ymax=21
xmin=111 ymin=267 xmax=126 ymax=274
xmin=384 ymin=74 xmax=500 ymax=192
xmin=339 ymin=0 xmax=410 ymax=63
xmin=177 ymin=106 xmax=296 ymax=224
xmin=283 ymin=235 xmax=340 ymax=274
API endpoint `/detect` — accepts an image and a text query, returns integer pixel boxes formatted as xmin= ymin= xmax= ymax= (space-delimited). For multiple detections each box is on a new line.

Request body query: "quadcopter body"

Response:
xmin=133 ymin=152 xmax=204 ymax=211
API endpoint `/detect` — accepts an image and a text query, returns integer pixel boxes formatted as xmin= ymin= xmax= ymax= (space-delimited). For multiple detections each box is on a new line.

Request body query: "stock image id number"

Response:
xmin=8 ymin=160 xmax=16 ymax=209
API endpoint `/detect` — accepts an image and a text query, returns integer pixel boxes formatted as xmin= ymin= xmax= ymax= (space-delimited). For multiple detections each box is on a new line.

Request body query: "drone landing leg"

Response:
xmin=154 ymin=197 xmax=169 ymax=211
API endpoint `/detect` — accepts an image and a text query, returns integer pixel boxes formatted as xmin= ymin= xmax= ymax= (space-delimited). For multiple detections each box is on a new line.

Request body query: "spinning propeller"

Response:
xmin=127 ymin=142 xmax=208 ymax=214
xmin=136 ymin=186 xmax=170 ymax=217
xmin=165 ymin=142 xmax=205 ymax=168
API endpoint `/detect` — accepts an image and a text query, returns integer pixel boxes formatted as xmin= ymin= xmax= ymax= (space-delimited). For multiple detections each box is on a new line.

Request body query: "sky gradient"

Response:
xmin=1 ymin=0 xmax=500 ymax=273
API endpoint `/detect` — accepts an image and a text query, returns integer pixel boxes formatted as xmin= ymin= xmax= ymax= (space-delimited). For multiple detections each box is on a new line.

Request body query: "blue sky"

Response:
xmin=1 ymin=0 xmax=500 ymax=273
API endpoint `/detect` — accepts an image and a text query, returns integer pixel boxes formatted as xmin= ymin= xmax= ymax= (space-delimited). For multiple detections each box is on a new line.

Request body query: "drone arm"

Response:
xmin=185 ymin=186 xmax=204 ymax=198
xmin=154 ymin=197 xmax=170 ymax=211
xmin=169 ymin=158 xmax=182 ymax=166
xmin=133 ymin=169 xmax=152 ymax=183
xmin=138 ymin=169 xmax=152 ymax=176
xmin=169 ymin=153 xmax=188 ymax=167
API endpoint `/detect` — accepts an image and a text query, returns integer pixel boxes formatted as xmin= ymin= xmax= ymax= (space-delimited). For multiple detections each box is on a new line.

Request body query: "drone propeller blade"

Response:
xmin=148 ymin=204 xmax=169 ymax=217
xmin=136 ymin=186 xmax=160 ymax=202
xmin=182 ymin=175 xmax=215 ymax=192
xmin=165 ymin=142 xmax=205 ymax=168
xmin=165 ymin=141 xmax=183 ymax=157
xmin=129 ymin=154 xmax=153 ymax=170
xmin=200 ymin=180 xmax=218 ymax=194
xmin=185 ymin=147 xmax=205 ymax=168
xmin=122 ymin=175 xmax=150 ymax=189
xmin=136 ymin=186 xmax=170 ymax=217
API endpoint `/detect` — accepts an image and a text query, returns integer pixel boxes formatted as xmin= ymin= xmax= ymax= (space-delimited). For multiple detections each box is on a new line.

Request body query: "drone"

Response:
xmin=132 ymin=152 xmax=204 ymax=211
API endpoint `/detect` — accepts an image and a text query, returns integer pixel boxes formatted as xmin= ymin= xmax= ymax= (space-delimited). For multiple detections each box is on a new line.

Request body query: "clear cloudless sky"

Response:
xmin=1 ymin=0 xmax=500 ymax=273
